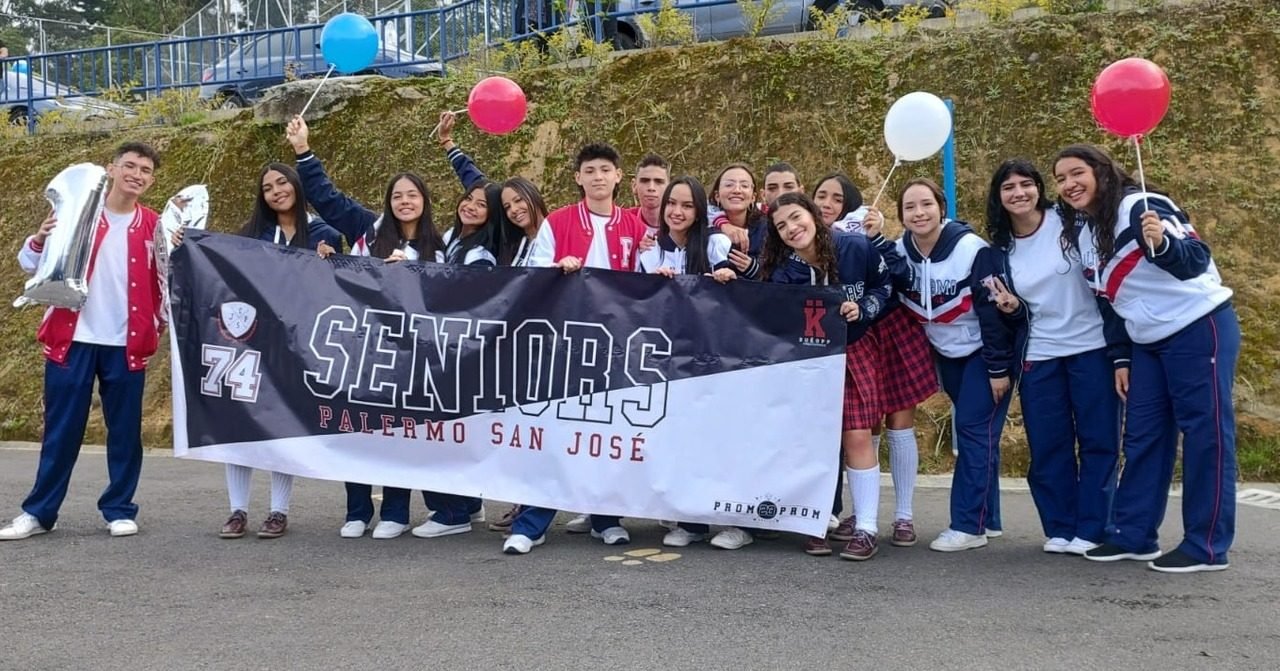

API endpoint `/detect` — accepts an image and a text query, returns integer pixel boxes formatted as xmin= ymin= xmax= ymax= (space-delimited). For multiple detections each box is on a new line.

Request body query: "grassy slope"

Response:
xmin=1 ymin=0 xmax=1277 ymax=476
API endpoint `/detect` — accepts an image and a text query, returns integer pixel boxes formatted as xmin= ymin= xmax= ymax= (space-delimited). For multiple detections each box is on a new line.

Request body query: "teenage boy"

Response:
xmin=629 ymin=153 xmax=671 ymax=235
xmin=1 ymin=142 xmax=165 ymax=541
xmin=513 ymin=142 xmax=649 ymax=554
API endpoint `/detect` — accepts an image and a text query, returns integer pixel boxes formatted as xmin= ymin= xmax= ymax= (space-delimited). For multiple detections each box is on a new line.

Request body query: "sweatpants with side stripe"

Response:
xmin=937 ymin=352 xmax=1012 ymax=536
xmin=1107 ymin=304 xmax=1239 ymax=564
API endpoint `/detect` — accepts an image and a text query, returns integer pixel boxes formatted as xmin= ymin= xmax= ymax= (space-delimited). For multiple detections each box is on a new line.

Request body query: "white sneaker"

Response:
xmin=929 ymin=528 xmax=988 ymax=552
xmin=591 ymin=526 xmax=631 ymax=545
xmin=503 ymin=534 xmax=545 ymax=555
xmin=828 ymin=515 xmax=840 ymax=532
xmin=0 ymin=513 xmax=50 ymax=541
xmin=662 ymin=527 xmax=707 ymax=547
xmin=1064 ymin=537 xmax=1100 ymax=556
xmin=470 ymin=507 xmax=486 ymax=523
xmin=412 ymin=519 xmax=472 ymax=538
xmin=564 ymin=513 xmax=592 ymax=534
xmin=986 ymin=529 xmax=1003 ymax=539
xmin=710 ymin=527 xmax=754 ymax=550
xmin=371 ymin=521 xmax=408 ymax=539
xmin=108 ymin=519 xmax=138 ymax=537
xmin=339 ymin=520 xmax=368 ymax=538
xmin=1043 ymin=537 xmax=1072 ymax=554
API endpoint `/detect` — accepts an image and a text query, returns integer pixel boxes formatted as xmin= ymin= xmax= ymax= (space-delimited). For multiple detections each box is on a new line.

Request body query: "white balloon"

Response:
xmin=883 ymin=91 xmax=953 ymax=162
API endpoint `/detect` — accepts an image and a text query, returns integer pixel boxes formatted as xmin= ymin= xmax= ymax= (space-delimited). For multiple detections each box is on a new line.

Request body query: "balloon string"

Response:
xmin=1133 ymin=135 xmax=1154 ymax=258
xmin=869 ymin=158 xmax=901 ymax=211
xmin=299 ymin=65 xmax=336 ymax=119
xmin=429 ymin=108 xmax=471 ymax=139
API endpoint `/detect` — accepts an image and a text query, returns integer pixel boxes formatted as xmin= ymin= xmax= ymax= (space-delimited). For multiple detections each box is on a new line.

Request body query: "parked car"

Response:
xmin=198 ymin=26 xmax=442 ymax=108
xmin=609 ymin=0 xmax=952 ymax=48
xmin=0 ymin=68 xmax=135 ymax=126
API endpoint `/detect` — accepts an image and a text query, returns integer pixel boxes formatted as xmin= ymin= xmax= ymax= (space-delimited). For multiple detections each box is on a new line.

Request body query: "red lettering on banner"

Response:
xmin=381 ymin=415 xmax=395 ymax=436
xmin=631 ymin=435 xmax=645 ymax=462
xmin=610 ymin=435 xmax=622 ymax=460
xmin=338 ymin=409 xmax=354 ymax=433
xmin=402 ymin=417 xmax=417 ymax=439
xmin=493 ymin=423 xmax=546 ymax=451
xmin=425 ymin=421 xmax=445 ymax=442
xmin=453 ymin=423 xmax=466 ymax=443
xmin=318 ymin=405 xmax=332 ymax=428
xmin=358 ymin=411 xmax=373 ymax=434
xmin=567 ymin=431 xmax=582 ymax=455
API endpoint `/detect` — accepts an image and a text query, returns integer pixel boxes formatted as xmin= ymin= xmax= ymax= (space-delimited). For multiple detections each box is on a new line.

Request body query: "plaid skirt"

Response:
xmin=874 ymin=306 xmax=939 ymax=414
xmin=843 ymin=333 xmax=882 ymax=431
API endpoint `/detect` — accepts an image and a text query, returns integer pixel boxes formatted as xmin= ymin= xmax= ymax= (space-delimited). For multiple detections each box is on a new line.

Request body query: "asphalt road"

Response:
xmin=1 ymin=446 xmax=1277 ymax=671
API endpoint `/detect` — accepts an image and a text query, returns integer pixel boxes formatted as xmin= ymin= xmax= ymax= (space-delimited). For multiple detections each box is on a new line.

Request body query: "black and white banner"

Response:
xmin=169 ymin=231 xmax=848 ymax=536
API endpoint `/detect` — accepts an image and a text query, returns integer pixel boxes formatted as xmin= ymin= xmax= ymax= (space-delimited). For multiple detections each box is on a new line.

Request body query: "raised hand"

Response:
xmin=862 ymin=207 xmax=884 ymax=238
xmin=438 ymin=111 xmax=457 ymax=144
xmin=286 ymin=114 xmax=310 ymax=154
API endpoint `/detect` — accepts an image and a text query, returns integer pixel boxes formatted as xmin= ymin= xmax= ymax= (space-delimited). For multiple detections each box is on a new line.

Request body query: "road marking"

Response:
xmin=605 ymin=548 xmax=682 ymax=564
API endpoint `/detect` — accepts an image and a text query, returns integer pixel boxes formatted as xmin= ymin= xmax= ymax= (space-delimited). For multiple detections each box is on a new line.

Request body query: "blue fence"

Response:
xmin=0 ymin=0 xmax=760 ymax=134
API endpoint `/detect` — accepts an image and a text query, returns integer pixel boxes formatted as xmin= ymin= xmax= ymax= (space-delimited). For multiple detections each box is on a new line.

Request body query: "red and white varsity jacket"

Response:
xmin=18 ymin=206 xmax=165 ymax=371
xmin=529 ymin=201 xmax=649 ymax=271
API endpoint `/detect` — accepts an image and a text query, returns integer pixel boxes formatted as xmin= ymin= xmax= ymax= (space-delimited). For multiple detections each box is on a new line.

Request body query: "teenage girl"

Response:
xmin=866 ymin=178 xmax=1008 ymax=553
xmin=1054 ymin=144 xmax=1238 ymax=574
xmin=975 ymin=158 xmax=1120 ymax=556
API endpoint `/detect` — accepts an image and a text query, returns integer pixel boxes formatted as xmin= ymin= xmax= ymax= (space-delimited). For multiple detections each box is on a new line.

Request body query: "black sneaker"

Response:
xmin=1148 ymin=549 xmax=1229 ymax=574
xmin=1084 ymin=542 xmax=1162 ymax=562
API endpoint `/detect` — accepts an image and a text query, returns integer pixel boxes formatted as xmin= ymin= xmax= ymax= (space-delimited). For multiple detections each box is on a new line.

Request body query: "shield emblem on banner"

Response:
xmin=219 ymin=301 xmax=257 ymax=341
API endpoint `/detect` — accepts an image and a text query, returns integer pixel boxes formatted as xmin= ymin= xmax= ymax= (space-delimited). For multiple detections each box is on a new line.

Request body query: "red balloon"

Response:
xmin=1090 ymin=58 xmax=1171 ymax=138
xmin=467 ymin=76 xmax=527 ymax=135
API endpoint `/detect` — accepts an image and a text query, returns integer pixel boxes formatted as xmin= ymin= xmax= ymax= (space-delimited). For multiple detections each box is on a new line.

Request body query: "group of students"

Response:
xmin=0 ymin=117 xmax=1241 ymax=575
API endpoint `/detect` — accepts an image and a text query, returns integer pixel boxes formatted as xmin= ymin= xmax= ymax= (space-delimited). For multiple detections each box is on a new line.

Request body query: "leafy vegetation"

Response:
xmin=1 ymin=0 xmax=1277 ymax=478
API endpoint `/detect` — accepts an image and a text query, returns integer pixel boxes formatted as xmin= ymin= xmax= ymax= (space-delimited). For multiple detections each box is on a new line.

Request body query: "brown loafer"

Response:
xmin=219 ymin=510 xmax=247 ymax=539
xmin=803 ymin=535 xmax=833 ymax=556
xmin=891 ymin=518 xmax=917 ymax=547
xmin=257 ymin=512 xmax=288 ymax=539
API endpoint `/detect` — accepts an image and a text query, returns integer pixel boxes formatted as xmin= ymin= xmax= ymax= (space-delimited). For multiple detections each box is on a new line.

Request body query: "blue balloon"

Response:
xmin=13 ymin=59 xmax=28 ymax=74
xmin=321 ymin=13 xmax=379 ymax=75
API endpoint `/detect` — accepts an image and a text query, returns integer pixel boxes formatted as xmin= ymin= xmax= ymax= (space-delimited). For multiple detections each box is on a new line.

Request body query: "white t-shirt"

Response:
xmin=584 ymin=213 xmax=611 ymax=269
xmin=74 ymin=209 xmax=133 ymax=346
xmin=1008 ymin=209 xmax=1106 ymax=361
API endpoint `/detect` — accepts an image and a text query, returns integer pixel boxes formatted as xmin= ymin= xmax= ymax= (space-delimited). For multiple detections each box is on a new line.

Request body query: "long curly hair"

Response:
xmin=1053 ymin=144 xmax=1142 ymax=266
xmin=760 ymin=192 xmax=839 ymax=283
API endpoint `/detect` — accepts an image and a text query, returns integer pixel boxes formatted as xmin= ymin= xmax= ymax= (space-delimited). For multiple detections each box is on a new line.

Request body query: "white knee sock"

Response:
xmin=851 ymin=466 xmax=881 ymax=534
xmin=269 ymin=471 xmax=293 ymax=514
xmin=226 ymin=464 xmax=253 ymax=512
xmin=888 ymin=428 xmax=919 ymax=521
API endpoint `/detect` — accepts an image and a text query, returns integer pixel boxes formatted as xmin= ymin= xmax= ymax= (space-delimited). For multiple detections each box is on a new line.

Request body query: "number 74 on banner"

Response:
xmin=201 ymin=344 xmax=263 ymax=403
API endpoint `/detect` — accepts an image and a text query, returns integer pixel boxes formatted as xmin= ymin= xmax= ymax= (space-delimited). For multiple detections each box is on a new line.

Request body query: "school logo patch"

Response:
xmin=218 ymin=301 xmax=258 ymax=342
xmin=799 ymin=298 xmax=830 ymax=347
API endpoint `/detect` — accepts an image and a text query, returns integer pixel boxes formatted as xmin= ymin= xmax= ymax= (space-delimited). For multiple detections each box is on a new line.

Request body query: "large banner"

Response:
xmin=169 ymin=231 xmax=848 ymax=536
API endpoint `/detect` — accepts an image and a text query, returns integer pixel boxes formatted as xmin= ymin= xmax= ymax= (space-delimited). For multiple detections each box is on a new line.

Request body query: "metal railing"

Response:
xmin=0 ymin=0 xmax=756 ymax=134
